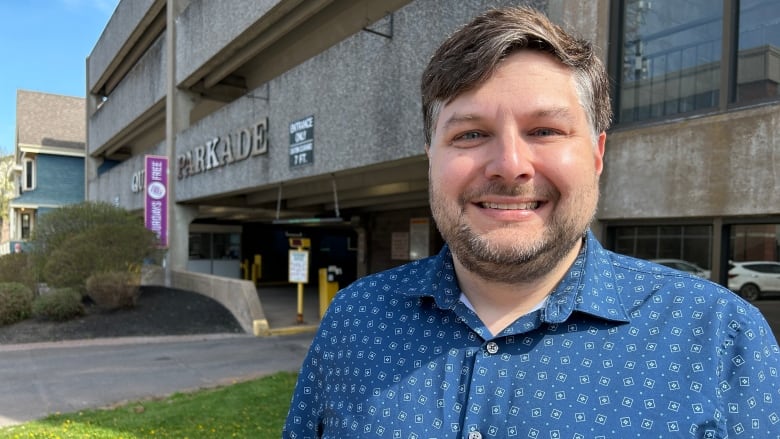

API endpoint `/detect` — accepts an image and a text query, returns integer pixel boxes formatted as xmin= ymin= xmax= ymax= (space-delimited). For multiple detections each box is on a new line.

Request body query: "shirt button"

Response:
xmin=486 ymin=341 xmax=499 ymax=354
xmin=467 ymin=432 xmax=483 ymax=439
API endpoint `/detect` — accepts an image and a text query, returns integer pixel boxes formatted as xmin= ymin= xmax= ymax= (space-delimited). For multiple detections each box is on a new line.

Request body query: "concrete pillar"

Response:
xmin=547 ymin=0 xmax=611 ymax=57
xmin=84 ymin=56 xmax=101 ymax=202
xmin=167 ymin=204 xmax=198 ymax=273
xmin=165 ymin=0 xmax=196 ymax=273
xmin=355 ymin=226 xmax=367 ymax=279
xmin=711 ymin=218 xmax=724 ymax=284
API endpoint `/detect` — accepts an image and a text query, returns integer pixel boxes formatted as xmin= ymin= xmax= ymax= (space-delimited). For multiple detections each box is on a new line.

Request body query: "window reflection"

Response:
xmin=188 ymin=232 xmax=211 ymax=259
xmin=616 ymin=0 xmax=780 ymax=123
xmin=736 ymin=0 xmax=780 ymax=103
xmin=619 ymin=0 xmax=722 ymax=123
xmin=608 ymin=224 xmax=713 ymax=271
xmin=21 ymin=213 xmax=31 ymax=240
xmin=188 ymin=232 xmax=240 ymax=260
xmin=730 ymin=224 xmax=780 ymax=262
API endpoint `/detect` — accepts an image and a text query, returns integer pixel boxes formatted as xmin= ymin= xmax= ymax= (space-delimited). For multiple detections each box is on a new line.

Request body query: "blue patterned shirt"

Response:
xmin=284 ymin=231 xmax=780 ymax=438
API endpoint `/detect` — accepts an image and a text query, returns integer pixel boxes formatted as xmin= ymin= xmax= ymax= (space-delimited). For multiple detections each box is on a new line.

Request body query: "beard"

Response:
xmin=430 ymin=180 xmax=597 ymax=285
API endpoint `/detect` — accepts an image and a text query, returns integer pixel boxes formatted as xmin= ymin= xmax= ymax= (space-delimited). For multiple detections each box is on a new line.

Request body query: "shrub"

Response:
xmin=31 ymin=202 xmax=144 ymax=254
xmin=0 ymin=282 xmax=34 ymax=325
xmin=86 ymin=271 xmax=141 ymax=311
xmin=29 ymin=201 xmax=159 ymax=280
xmin=32 ymin=288 xmax=84 ymax=321
xmin=0 ymin=252 xmax=36 ymax=291
xmin=42 ymin=223 xmax=159 ymax=293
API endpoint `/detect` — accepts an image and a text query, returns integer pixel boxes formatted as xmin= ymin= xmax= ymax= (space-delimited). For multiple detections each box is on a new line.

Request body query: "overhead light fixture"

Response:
xmin=272 ymin=217 xmax=344 ymax=225
xmin=273 ymin=175 xmax=344 ymax=225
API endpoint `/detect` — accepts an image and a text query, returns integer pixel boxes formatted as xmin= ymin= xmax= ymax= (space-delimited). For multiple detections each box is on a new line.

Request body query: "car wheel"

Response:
xmin=739 ymin=283 xmax=761 ymax=301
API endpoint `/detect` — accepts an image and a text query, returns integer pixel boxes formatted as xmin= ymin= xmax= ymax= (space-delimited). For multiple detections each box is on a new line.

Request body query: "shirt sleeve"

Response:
xmin=718 ymin=303 xmax=780 ymax=436
xmin=282 ymin=330 xmax=326 ymax=438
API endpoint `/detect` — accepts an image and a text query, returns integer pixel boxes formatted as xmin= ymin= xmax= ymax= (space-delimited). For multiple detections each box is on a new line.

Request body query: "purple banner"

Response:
xmin=144 ymin=155 xmax=168 ymax=247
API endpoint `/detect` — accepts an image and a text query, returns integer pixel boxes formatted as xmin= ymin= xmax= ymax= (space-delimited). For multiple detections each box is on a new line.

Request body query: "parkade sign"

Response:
xmin=176 ymin=118 xmax=268 ymax=179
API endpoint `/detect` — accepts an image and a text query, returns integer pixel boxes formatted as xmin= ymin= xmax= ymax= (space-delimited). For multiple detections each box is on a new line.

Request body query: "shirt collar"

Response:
xmin=395 ymin=230 xmax=630 ymax=324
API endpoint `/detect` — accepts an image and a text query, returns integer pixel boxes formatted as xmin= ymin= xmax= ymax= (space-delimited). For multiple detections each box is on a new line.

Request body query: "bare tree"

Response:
xmin=0 ymin=154 xmax=15 ymax=220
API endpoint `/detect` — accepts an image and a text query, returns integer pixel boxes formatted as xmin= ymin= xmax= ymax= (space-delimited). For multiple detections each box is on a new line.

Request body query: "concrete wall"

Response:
xmin=88 ymin=0 xmax=158 ymax=92
xmin=175 ymin=0 xmax=279 ymax=85
xmin=601 ymin=104 xmax=780 ymax=219
xmin=367 ymin=207 xmax=440 ymax=274
xmin=173 ymin=96 xmax=272 ymax=200
xmin=89 ymin=142 xmax=165 ymax=209
xmin=142 ymin=266 xmax=270 ymax=336
xmin=88 ymin=35 xmax=167 ymax=155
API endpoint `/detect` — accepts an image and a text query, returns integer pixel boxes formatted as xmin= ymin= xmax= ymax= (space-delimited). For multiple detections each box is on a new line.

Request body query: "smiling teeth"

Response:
xmin=482 ymin=201 xmax=539 ymax=210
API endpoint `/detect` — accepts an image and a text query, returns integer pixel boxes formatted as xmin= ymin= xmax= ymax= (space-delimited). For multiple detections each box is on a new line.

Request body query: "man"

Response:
xmin=284 ymin=6 xmax=780 ymax=438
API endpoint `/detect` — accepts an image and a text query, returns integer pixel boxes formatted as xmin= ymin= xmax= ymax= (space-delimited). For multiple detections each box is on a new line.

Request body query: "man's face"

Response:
xmin=426 ymin=51 xmax=606 ymax=284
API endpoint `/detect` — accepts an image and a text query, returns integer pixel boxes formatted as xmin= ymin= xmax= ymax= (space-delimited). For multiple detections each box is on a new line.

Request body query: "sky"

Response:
xmin=0 ymin=0 xmax=118 ymax=155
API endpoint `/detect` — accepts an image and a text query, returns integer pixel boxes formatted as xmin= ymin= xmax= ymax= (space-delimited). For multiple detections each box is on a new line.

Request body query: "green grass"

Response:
xmin=0 ymin=371 xmax=297 ymax=439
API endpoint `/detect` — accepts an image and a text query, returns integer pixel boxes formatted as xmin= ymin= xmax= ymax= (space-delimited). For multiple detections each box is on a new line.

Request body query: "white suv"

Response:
xmin=727 ymin=261 xmax=780 ymax=301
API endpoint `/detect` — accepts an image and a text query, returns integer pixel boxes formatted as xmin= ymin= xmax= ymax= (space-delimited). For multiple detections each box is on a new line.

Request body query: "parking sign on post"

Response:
xmin=288 ymin=238 xmax=311 ymax=323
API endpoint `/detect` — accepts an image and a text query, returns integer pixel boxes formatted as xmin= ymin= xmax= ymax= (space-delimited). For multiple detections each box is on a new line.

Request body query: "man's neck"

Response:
xmin=453 ymin=241 xmax=582 ymax=336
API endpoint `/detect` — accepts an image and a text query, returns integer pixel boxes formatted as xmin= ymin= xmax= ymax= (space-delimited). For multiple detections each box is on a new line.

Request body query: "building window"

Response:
xmin=613 ymin=0 xmax=780 ymax=125
xmin=188 ymin=232 xmax=211 ymax=259
xmin=736 ymin=0 xmax=780 ymax=104
xmin=23 ymin=158 xmax=35 ymax=191
xmin=188 ymin=232 xmax=240 ymax=259
xmin=21 ymin=213 xmax=31 ymax=240
xmin=729 ymin=223 xmax=779 ymax=262
xmin=608 ymin=224 xmax=713 ymax=271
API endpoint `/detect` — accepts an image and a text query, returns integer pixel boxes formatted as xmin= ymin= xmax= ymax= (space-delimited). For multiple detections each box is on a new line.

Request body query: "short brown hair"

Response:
xmin=421 ymin=6 xmax=612 ymax=145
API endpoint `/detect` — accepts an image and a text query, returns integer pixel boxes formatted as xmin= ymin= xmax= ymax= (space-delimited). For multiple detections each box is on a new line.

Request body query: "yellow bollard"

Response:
xmin=297 ymin=282 xmax=304 ymax=323
xmin=318 ymin=268 xmax=340 ymax=318
xmin=241 ymin=259 xmax=249 ymax=280
xmin=251 ymin=254 xmax=262 ymax=284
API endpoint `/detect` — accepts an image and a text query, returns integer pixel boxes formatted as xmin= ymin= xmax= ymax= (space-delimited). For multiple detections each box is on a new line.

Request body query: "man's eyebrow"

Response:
xmin=532 ymin=106 xmax=576 ymax=123
xmin=441 ymin=106 xmax=577 ymax=130
xmin=440 ymin=113 xmax=482 ymax=130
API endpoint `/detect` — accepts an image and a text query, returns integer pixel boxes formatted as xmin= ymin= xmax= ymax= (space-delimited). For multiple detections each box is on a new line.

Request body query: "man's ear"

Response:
xmin=594 ymin=132 xmax=606 ymax=176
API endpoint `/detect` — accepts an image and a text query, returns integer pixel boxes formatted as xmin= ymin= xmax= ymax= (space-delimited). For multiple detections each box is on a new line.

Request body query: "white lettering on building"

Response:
xmin=176 ymin=118 xmax=268 ymax=180
xmin=288 ymin=116 xmax=313 ymax=134
xmin=131 ymin=170 xmax=145 ymax=193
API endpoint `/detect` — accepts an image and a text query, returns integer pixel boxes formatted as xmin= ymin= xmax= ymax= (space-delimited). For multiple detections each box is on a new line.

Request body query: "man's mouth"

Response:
xmin=479 ymin=201 xmax=541 ymax=210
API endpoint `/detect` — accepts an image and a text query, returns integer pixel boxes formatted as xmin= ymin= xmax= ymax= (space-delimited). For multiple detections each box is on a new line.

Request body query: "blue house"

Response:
xmin=4 ymin=90 xmax=85 ymax=254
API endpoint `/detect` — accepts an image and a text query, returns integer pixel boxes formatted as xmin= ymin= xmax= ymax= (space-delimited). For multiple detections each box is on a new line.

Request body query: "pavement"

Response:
xmin=0 ymin=284 xmax=322 ymax=428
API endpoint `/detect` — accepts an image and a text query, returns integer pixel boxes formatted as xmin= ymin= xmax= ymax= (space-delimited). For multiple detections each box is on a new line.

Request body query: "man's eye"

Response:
xmin=457 ymin=132 xmax=483 ymax=140
xmin=531 ymin=128 xmax=558 ymax=136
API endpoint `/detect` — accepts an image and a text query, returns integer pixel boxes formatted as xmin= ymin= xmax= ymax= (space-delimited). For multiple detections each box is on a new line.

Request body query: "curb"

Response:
xmin=267 ymin=324 xmax=319 ymax=337
xmin=0 ymin=333 xmax=251 ymax=352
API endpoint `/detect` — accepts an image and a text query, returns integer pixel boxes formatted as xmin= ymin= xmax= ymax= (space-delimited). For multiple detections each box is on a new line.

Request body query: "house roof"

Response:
xmin=15 ymin=90 xmax=85 ymax=153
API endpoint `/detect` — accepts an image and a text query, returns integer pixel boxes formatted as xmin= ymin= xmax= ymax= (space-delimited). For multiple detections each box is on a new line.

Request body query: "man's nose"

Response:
xmin=484 ymin=132 xmax=535 ymax=182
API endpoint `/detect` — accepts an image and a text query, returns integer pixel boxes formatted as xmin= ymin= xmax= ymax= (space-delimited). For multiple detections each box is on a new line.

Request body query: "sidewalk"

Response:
xmin=257 ymin=284 xmax=325 ymax=334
